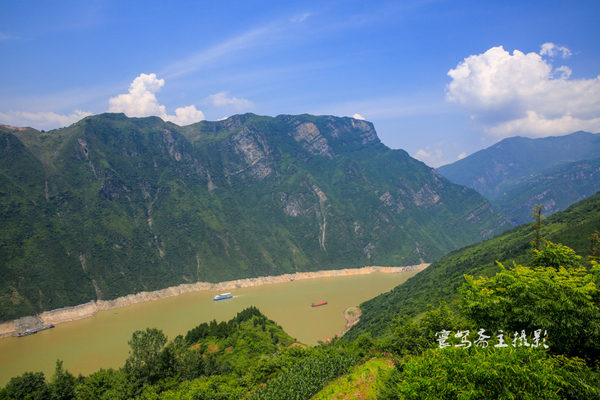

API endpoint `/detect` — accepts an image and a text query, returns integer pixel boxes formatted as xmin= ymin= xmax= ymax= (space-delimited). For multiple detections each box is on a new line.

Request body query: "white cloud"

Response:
xmin=108 ymin=73 xmax=205 ymax=126
xmin=457 ymin=151 xmax=467 ymax=160
xmin=352 ymin=113 xmax=365 ymax=120
xmin=446 ymin=44 xmax=600 ymax=138
xmin=0 ymin=109 xmax=92 ymax=130
xmin=414 ymin=148 xmax=444 ymax=167
xmin=205 ymin=91 xmax=253 ymax=110
xmin=162 ymin=25 xmax=279 ymax=79
xmin=540 ymin=42 xmax=572 ymax=59
xmin=109 ymin=73 xmax=166 ymax=117
xmin=169 ymin=105 xmax=205 ymax=126
xmin=292 ymin=13 xmax=313 ymax=23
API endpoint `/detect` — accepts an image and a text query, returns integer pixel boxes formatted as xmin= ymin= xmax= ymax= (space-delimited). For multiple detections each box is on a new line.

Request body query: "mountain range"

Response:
xmin=0 ymin=113 xmax=508 ymax=321
xmin=436 ymin=131 xmax=600 ymax=225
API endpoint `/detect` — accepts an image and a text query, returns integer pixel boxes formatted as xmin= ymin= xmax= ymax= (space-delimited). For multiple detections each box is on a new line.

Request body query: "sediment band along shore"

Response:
xmin=0 ymin=264 xmax=428 ymax=338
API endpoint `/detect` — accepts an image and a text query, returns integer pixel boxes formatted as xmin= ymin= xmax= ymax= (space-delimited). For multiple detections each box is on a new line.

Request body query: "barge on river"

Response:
xmin=311 ymin=301 xmax=327 ymax=307
xmin=16 ymin=324 xmax=55 ymax=337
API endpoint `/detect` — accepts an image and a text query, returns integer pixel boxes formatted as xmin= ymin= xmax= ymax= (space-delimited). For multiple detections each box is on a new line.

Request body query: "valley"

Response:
xmin=0 ymin=113 xmax=506 ymax=322
xmin=0 ymin=269 xmax=420 ymax=386
xmin=2 ymin=114 xmax=599 ymax=398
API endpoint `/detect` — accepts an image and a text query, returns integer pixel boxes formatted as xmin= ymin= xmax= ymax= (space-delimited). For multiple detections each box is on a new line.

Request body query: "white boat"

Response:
xmin=213 ymin=293 xmax=233 ymax=301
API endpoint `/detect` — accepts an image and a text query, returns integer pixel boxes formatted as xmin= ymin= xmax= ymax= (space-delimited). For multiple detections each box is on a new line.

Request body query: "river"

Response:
xmin=0 ymin=270 xmax=418 ymax=386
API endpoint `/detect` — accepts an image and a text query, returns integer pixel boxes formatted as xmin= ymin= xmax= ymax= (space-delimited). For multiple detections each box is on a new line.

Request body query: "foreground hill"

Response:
xmin=344 ymin=191 xmax=600 ymax=340
xmin=436 ymin=131 xmax=600 ymax=223
xmin=0 ymin=113 xmax=507 ymax=321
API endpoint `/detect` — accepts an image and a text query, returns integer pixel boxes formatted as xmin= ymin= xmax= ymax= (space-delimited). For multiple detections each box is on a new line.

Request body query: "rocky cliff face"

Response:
xmin=0 ymin=113 xmax=508 ymax=321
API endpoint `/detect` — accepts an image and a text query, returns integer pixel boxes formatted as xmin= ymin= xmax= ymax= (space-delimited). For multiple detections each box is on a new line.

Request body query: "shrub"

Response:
xmin=378 ymin=346 xmax=600 ymax=399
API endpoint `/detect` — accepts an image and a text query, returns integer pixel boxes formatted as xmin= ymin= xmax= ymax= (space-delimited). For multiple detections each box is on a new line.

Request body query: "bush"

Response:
xmin=379 ymin=346 xmax=600 ymax=399
xmin=459 ymin=260 xmax=600 ymax=360
xmin=391 ymin=302 xmax=470 ymax=357
xmin=247 ymin=348 xmax=358 ymax=400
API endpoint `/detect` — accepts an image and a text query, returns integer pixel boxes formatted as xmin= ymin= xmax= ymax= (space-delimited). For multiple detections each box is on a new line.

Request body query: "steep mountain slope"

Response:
xmin=436 ymin=131 xmax=600 ymax=202
xmin=493 ymin=157 xmax=600 ymax=225
xmin=0 ymin=113 xmax=507 ymax=321
xmin=344 ymin=191 xmax=600 ymax=341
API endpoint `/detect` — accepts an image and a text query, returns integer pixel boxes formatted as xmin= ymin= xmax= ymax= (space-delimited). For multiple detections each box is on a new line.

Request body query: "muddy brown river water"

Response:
xmin=0 ymin=270 xmax=418 ymax=385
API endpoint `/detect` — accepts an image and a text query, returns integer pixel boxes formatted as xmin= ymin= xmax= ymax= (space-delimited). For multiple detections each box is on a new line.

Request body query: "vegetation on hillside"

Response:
xmin=437 ymin=131 xmax=600 ymax=227
xmin=0 ymin=307 xmax=366 ymax=400
xmin=3 ymin=239 xmax=600 ymax=399
xmin=376 ymin=241 xmax=600 ymax=398
xmin=436 ymin=130 xmax=600 ymax=201
xmin=0 ymin=113 xmax=507 ymax=321
xmin=345 ymin=192 xmax=600 ymax=340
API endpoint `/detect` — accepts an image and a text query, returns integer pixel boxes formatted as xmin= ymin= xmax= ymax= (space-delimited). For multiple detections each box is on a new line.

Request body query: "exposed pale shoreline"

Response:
xmin=0 ymin=264 xmax=428 ymax=338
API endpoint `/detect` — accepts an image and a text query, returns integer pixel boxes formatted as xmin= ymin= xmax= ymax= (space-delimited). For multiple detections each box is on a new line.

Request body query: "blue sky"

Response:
xmin=1 ymin=0 xmax=599 ymax=167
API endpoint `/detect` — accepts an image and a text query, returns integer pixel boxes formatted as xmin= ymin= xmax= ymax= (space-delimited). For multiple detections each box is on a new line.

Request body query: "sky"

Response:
xmin=1 ymin=0 xmax=599 ymax=167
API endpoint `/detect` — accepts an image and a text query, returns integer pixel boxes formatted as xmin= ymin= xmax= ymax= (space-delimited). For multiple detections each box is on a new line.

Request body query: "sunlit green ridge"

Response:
xmin=0 ymin=113 xmax=507 ymax=321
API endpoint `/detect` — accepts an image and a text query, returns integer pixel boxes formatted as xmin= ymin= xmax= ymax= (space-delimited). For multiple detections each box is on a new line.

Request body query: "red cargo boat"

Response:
xmin=311 ymin=301 xmax=327 ymax=307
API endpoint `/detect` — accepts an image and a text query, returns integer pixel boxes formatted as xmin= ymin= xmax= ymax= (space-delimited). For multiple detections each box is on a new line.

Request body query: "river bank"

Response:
xmin=0 ymin=264 xmax=428 ymax=339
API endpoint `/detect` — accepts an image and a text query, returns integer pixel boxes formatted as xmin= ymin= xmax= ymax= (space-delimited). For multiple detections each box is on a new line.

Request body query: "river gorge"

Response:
xmin=0 ymin=265 xmax=425 ymax=386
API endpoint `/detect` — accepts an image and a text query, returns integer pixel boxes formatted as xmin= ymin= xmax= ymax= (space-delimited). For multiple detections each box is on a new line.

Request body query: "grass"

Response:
xmin=311 ymin=357 xmax=394 ymax=400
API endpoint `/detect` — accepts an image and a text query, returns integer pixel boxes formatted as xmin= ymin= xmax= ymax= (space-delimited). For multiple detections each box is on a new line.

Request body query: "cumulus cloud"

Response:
xmin=540 ymin=42 xmax=572 ymax=59
xmin=414 ymin=148 xmax=444 ymax=166
xmin=457 ymin=151 xmax=467 ymax=160
xmin=353 ymin=113 xmax=365 ymax=120
xmin=446 ymin=44 xmax=600 ymax=138
xmin=205 ymin=91 xmax=253 ymax=110
xmin=0 ymin=109 xmax=92 ymax=130
xmin=109 ymin=73 xmax=205 ymax=126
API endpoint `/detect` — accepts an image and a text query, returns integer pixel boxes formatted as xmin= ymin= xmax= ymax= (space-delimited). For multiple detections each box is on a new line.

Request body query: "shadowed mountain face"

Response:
xmin=0 ymin=113 xmax=507 ymax=320
xmin=436 ymin=131 xmax=600 ymax=225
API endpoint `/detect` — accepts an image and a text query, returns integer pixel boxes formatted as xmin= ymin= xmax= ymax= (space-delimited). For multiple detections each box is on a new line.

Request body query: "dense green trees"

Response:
xmin=460 ymin=261 xmax=600 ymax=360
xmin=4 ymin=262 xmax=600 ymax=399
xmin=0 ymin=114 xmax=507 ymax=321
xmin=3 ymin=200 xmax=600 ymax=398
xmin=48 ymin=361 xmax=77 ymax=400
xmin=2 ymin=372 xmax=49 ymax=400
xmin=346 ymin=192 xmax=600 ymax=341
xmin=375 ymin=240 xmax=600 ymax=398
xmin=379 ymin=346 xmax=600 ymax=400
xmin=390 ymin=303 xmax=469 ymax=357
xmin=2 ymin=361 xmax=78 ymax=400
xmin=459 ymin=236 xmax=600 ymax=361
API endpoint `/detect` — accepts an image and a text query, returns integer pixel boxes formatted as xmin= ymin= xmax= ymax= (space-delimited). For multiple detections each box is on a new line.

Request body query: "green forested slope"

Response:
xmin=344 ymin=191 xmax=600 ymax=340
xmin=0 ymin=113 xmax=507 ymax=321
xmin=436 ymin=131 xmax=600 ymax=201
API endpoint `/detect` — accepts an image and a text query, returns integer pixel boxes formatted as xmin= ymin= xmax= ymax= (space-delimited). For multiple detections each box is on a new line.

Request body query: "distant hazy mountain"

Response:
xmin=492 ymin=157 xmax=600 ymax=225
xmin=436 ymin=131 xmax=600 ymax=224
xmin=0 ymin=113 xmax=508 ymax=321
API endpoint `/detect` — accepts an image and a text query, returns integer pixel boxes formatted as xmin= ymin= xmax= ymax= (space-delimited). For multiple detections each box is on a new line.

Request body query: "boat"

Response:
xmin=213 ymin=293 xmax=233 ymax=301
xmin=16 ymin=324 xmax=54 ymax=337
xmin=16 ymin=330 xmax=37 ymax=337
xmin=37 ymin=324 xmax=55 ymax=332
xmin=311 ymin=301 xmax=327 ymax=307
